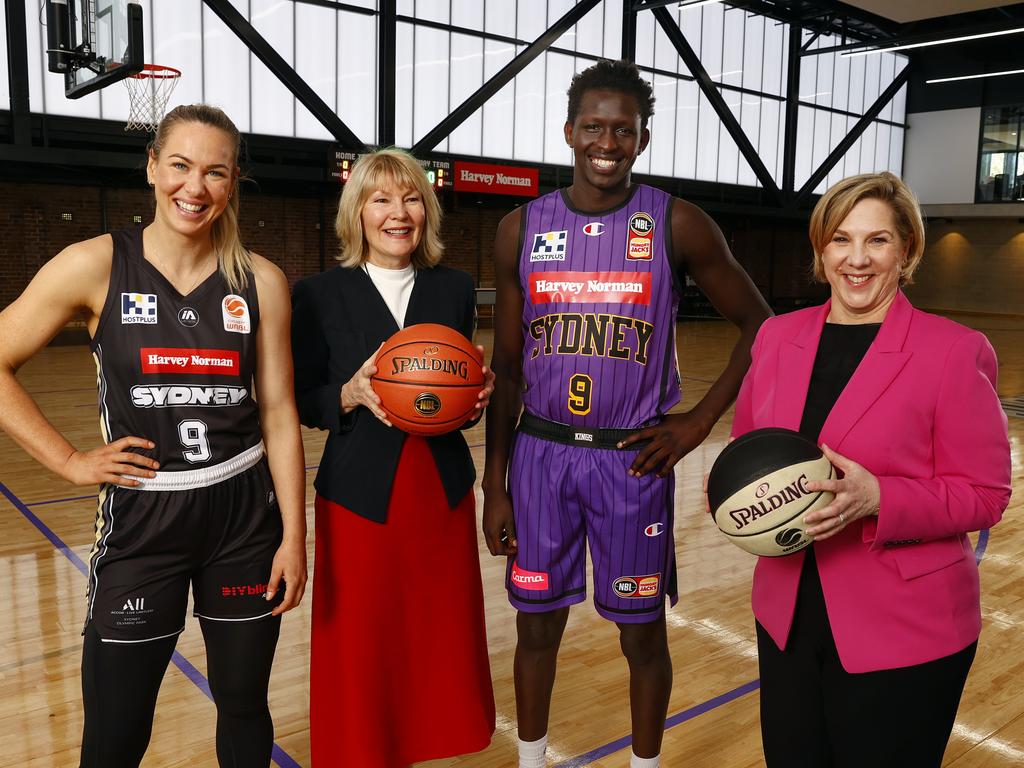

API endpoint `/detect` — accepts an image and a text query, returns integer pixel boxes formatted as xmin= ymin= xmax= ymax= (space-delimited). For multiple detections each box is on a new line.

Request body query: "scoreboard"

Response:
xmin=330 ymin=148 xmax=451 ymax=190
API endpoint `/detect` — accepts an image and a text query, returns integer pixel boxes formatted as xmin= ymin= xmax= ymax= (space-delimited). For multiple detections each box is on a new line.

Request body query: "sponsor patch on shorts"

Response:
xmin=511 ymin=562 xmax=550 ymax=591
xmin=612 ymin=573 xmax=661 ymax=598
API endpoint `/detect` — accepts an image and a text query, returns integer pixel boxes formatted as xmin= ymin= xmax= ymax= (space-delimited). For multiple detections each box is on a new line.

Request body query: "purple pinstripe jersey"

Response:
xmin=519 ymin=184 xmax=681 ymax=429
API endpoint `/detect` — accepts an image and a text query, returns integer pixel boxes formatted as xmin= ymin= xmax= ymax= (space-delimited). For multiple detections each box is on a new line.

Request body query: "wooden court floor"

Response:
xmin=1 ymin=316 xmax=1022 ymax=767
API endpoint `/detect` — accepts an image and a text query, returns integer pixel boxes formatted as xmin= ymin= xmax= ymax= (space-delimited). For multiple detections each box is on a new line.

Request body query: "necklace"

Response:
xmin=148 ymin=248 xmax=217 ymax=296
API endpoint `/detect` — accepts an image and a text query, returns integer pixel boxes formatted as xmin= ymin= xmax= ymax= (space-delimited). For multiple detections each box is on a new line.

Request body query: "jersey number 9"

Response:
xmin=567 ymin=373 xmax=592 ymax=416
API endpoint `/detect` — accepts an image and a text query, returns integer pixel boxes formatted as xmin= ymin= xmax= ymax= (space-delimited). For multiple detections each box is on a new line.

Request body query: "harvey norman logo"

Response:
xmin=454 ymin=160 xmax=539 ymax=197
xmin=529 ymin=271 xmax=651 ymax=305
xmin=140 ymin=348 xmax=240 ymax=375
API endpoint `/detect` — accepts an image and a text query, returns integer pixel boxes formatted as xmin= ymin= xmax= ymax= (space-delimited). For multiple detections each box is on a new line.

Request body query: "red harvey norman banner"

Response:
xmin=529 ymin=272 xmax=652 ymax=305
xmin=141 ymin=348 xmax=240 ymax=375
xmin=454 ymin=161 xmax=538 ymax=197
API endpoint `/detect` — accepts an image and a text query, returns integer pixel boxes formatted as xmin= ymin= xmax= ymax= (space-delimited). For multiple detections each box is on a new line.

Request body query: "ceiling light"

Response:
xmin=927 ymin=68 xmax=1024 ymax=84
xmin=842 ymin=26 xmax=1024 ymax=57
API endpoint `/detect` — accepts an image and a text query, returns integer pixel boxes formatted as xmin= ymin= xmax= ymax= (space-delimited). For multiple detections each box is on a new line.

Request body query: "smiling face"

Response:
xmin=147 ymin=121 xmax=237 ymax=240
xmin=360 ymin=182 xmax=425 ymax=269
xmin=822 ymin=197 xmax=908 ymax=324
xmin=564 ymin=89 xmax=650 ymax=206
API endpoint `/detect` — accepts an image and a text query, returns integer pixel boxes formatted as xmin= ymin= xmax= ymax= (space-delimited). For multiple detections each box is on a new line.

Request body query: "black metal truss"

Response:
xmin=202 ymin=0 xmax=365 ymax=149
xmin=4 ymin=0 xmax=30 ymax=145
xmin=410 ymin=0 xmax=602 ymax=155
xmin=650 ymin=5 xmax=784 ymax=203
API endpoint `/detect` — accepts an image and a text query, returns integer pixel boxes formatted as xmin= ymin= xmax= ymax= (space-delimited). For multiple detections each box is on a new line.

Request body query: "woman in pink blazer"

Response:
xmin=731 ymin=172 xmax=1011 ymax=768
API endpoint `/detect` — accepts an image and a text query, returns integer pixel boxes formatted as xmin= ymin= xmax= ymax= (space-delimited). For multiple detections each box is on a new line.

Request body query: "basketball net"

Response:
xmin=124 ymin=65 xmax=181 ymax=132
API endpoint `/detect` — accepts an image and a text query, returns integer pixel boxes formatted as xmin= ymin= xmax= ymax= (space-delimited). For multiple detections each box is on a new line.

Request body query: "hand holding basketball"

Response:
xmin=340 ymin=344 xmax=392 ymax=427
xmin=802 ymin=444 xmax=880 ymax=541
xmin=474 ymin=346 xmax=495 ymax=412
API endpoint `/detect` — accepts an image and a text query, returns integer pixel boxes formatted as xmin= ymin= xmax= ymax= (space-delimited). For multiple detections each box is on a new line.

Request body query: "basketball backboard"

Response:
xmin=45 ymin=0 xmax=144 ymax=99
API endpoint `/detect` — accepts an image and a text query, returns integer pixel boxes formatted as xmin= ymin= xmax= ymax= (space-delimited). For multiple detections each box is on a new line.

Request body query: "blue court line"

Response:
xmin=0 ymin=480 xmax=303 ymax=768
xmin=975 ymin=528 xmax=990 ymax=564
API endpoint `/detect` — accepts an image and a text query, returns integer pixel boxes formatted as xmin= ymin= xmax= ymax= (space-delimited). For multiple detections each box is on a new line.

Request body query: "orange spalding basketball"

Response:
xmin=371 ymin=323 xmax=484 ymax=436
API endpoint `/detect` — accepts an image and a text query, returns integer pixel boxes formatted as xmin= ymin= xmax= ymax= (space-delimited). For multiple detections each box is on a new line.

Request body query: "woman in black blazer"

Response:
xmin=292 ymin=148 xmax=495 ymax=767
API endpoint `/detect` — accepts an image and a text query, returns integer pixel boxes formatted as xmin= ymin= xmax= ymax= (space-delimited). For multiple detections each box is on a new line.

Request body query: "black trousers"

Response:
xmin=757 ymin=550 xmax=976 ymax=768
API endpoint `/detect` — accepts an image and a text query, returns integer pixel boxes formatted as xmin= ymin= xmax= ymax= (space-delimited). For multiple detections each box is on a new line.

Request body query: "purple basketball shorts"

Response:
xmin=506 ymin=431 xmax=678 ymax=623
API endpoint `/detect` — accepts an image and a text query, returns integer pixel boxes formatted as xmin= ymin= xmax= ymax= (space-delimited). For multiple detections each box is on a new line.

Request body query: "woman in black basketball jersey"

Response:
xmin=0 ymin=105 xmax=306 ymax=767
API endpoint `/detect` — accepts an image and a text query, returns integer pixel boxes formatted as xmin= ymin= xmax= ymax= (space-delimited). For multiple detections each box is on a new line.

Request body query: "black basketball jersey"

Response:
xmin=90 ymin=228 xmax=263 ymax=473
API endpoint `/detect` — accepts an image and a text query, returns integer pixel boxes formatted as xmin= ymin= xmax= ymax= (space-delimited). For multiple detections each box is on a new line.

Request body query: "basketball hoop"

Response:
xmin=123 ymin=64 xmax=181 ymax=132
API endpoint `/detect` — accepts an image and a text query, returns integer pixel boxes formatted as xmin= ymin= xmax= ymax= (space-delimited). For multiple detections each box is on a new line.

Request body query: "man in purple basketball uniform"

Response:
xmin=483 ymin=60 xmax=771 ymax=768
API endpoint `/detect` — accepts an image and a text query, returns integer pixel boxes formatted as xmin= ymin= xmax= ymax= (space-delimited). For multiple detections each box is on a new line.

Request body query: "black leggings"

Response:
xmin=79 ymin=615 xmax=281 ymax=768
xmin=757 ymin=553 xmax=976 ymax=768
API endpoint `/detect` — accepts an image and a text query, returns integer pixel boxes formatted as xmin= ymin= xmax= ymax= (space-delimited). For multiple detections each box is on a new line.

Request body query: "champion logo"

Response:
xmin=644 ymin=522 xmax=664 ymax=537
xmin=582 ymin=222 xmax=604 ymax=237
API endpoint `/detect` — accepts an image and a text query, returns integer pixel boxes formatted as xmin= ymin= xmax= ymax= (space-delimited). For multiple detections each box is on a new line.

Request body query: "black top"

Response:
xmin=92 ymin=227 xmax=263 ymax=470
xmin=799 ymin=322 xmax=882 ymax=442
xmin=291 ymin=264 xmax=477 ymax=523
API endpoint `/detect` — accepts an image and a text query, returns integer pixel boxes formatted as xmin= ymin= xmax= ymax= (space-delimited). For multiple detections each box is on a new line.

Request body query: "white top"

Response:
xmin=364 ymin=262 xmax=415 ymax=328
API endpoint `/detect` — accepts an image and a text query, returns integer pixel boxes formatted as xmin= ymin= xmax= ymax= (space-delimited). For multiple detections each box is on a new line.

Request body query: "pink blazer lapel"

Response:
xmin=774 ymin=302 xmax=830 ymax=430
xmin=819 ymin=292 xmax=913 ymax=449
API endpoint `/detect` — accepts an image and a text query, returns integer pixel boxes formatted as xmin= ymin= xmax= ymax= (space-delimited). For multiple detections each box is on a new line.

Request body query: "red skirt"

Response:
xmin=309 ymin=437 xmax=495 ymax=767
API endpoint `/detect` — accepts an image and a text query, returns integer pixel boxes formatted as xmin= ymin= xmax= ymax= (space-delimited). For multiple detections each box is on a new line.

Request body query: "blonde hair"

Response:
xmin=808 ymin=171 xmax=925 ymax=287
xmin=150 ymin=104 xmax=251 ymax=293
xmin=334 ymin=148 xmax=444 ymax=269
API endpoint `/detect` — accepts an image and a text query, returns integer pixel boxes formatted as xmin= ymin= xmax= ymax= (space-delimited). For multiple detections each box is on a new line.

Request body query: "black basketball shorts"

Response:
xmin=85 ymin=446 xmax=284 ymax=643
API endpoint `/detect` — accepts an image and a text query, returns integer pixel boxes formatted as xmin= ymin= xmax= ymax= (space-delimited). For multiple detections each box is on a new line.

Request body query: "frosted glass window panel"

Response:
xmin=204 ymin=2 xmax=252 ymax=131
xmin=648 ymin=73 xmax=677 ymax=179
xmin=678 ymin=4 xmax=701 ymax=74
xmin=550 ymin=0 xmax=578 ymax=50
xmin=395 ymin=22 xmax=414 ymax=148
xmin=345 ymin=0 xmax=376 ymax=8
xmin=814 ymin=50 xmax=834 ymax=109
xmin=544 ymin=54 xmax=575 ymax=164
xmin=798 ymin=42 xmax=817 ymax=102
xmin=761 ymin=17 xmax=784 ymax=96
xmin=397 ymin=0 xmax=413 ymax=16
xmin=812 ymin=108 xmax=834 ymax=180
xmin=413 ymin=26 xmax=450 ymax=151
xmin=338 ymin=11 xmax=377 ymax=146
xmin=150 ymin=0 xmax=202 ymax=107
xmin=862 ymin=51 xmax=882 ymax=109
xmin=513 ymin=54 xmax=546 ymax=163
xmin=485 ymin=0 xmax=516 ymax=37
xmin=831 ymin=46 xmax=850 ymax=112
xmin=889 ymin=126 xmax=905 ymax=175
xmin=603 ymin=0 xmax=622 ymax=59
xmin=720 ymin=7 xmax=744 ymax=88
xmin=517 ymin=0 xmax=545 ymax=42
xmin=891 ymin=80 xmax=907 ymax=124
xmin=0 ymin=8 xmax=8 ymax=110
xmin=776 ymin=99 xmax=787 ymax=182
xmin=250 ymin=0 xmax=295 ymax=138
xmin=447 ymin=34 xmax=485 ymax=157
xmin=695 ymin=92 xmax=721 ymax=182
xmin=717 ymin=93 xmax=741 ymax=185
xmin=699 ymin=4 xmax=723 ymax=84
xmin=837 ymin=114 xmax=859 ymax=180
xmin=574 ymin=0 xmax=604 ymax=57
xmin=846 ymin=54 xmax=866 ymax=115
xmin=654 ymin=14 xmax=680 ymax=74
xmin=877 ymin=54 xmax=896 ymax=122
xmin=26 ymin=0 xmax=45 ymax=114
xmin=737 ymin=93 xmax=763 ymax=187
xmin=857 ymin=122 xmax=879 ymax=177
xmin=452 ymin=0 xmax=484 ymax=31
xmin=481 ymin=39 xmax=516 ymax=160
xmin=295 ymin=3 xmax=336 ymax=140
xmin=414 ymin=0 xmax=449 ymax=24
xmin=794 ymin=105 xmax=814 ymax=188
xmin=757 ymin=97 xmax=781 ymax=185
xmin=674 ymin=79 xmax=699 ymax=180
xmin=742 ymin=13 xmax=764 ymax=94
xmin=873 ymin=122 xmax=891 ymax=172
xmin=634 ymin=5 xmax=656 ymax=70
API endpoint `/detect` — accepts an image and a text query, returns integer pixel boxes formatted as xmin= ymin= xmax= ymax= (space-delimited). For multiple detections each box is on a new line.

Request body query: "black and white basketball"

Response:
xmin=707 ymin=428 xmax=835 ymax=557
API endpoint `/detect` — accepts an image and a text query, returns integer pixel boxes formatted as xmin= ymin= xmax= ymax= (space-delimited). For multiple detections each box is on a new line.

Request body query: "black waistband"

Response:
xmin=516 ymin=412 xmax=651 ymax=450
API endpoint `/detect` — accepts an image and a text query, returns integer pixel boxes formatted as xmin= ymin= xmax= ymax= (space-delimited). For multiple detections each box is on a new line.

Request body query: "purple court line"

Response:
xmin=554 ymin=679 xmax=761 ymax=768
xmin=0 ymin=480 xmax=303 ymax=768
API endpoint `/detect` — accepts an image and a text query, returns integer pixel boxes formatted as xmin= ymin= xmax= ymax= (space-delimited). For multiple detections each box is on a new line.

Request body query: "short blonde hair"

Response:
xmin=808 ymin=171 xmax=925 ymax=286
xmin=334 ymin=148 xmax=444 ymax=269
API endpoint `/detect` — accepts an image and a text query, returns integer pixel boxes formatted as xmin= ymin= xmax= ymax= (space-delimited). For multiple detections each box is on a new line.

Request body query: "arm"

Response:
xmin=622 ymin=199 xmax=771 ymax=477
xmin=481 ymin=210 xmax=524 ymax=556
xmin=806 ymin=333 xmax=1011 ymax=543
xmin=253 ymin=256 xmax=307 ymax=614
xmin=0 ymin=237 xmax=158 ymax=486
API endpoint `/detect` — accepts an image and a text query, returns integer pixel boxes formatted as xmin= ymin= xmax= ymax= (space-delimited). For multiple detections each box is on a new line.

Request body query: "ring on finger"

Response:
xmin=838 ymin=512 xmax=845 ymax=525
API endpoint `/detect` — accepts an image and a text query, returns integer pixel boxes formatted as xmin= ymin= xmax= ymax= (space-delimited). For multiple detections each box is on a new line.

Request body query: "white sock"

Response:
xmin=630 ymin=753 xmax=660 ymax=768
xmin=518 ymin=734 xmax=547 ymax=768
